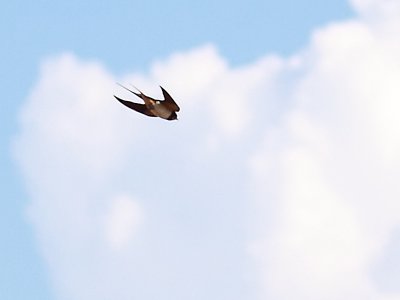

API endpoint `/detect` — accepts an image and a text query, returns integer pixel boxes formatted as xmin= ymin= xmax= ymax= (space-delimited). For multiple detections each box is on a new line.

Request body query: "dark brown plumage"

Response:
xmin=114 ymin=84 xmax=180 ymax=121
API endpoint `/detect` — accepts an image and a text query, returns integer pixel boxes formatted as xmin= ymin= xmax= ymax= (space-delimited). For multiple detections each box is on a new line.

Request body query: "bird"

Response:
xmin=114 ymin=84 xmax=180 ymax=120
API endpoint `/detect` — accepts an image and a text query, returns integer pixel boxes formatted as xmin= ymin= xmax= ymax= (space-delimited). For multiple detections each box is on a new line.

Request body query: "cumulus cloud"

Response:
xmin=104 ymin=195 xmax=143 ymax=251
xmin=249 ymin=1 xmax=400 ymax=299
xmin=14 ymin=45 xmax=263 ymax=300
xmin=13 ymin=0 xmax=400 ymax=299
xmin=351 ymin=0 xmax=400 ymax=17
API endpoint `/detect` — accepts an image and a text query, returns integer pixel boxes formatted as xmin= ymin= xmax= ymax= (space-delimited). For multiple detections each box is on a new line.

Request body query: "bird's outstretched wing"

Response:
xmin=160 ymin=86 xmax=180 ymax=112
xmin=114 ymin=96 xmax=156 ymax=117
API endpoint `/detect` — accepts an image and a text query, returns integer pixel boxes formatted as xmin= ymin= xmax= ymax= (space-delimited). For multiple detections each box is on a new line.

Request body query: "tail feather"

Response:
xmin=116 ymin=83 xmax=142 ymax=98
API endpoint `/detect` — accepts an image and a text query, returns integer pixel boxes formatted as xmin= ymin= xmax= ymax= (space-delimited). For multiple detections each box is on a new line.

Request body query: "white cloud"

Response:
xmin=12 ymin=0 xmax=400 ymax=299
xmin=249 ymin=2 xmax=400 ymax=299
xmin=150 ymin=44 xmax=228 ymax=100
xmin=104 ymin=195 xmax=143 ymax=251
xmin=351 ymin=0 xmax=400 ymax=17
xmin=14 ymin=45 xmax=261 ymax=300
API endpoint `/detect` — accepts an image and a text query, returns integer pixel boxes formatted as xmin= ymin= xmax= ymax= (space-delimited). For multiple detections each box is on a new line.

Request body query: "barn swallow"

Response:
xmin=114 ymin=84 xmax=180 ymax=120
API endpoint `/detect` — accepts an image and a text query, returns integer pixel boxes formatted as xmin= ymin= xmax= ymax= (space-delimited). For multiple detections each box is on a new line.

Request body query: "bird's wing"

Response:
xmin=160 ymin=86 xmax=180 ymax=112
xmin=114 ymin=96 xmax=156 ymax=117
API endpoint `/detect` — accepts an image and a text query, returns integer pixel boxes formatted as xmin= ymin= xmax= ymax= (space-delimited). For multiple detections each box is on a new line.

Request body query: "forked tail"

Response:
xmin=116 ymin=82 xmax=142 ymax=98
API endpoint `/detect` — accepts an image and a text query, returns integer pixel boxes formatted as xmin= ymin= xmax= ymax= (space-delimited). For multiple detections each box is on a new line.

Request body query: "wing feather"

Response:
xmin=160 ymin=86 xmax=180 ymax=112
xmin=114 ymin=96 xmax=156 ymax=117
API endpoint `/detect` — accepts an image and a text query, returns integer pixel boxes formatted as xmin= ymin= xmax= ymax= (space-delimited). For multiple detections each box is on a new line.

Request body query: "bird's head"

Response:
xmin=167 ymin=111 xmax=178 ymax=121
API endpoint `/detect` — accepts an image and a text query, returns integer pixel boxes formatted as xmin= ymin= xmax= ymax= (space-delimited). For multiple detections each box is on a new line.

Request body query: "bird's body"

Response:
xmin=151 ymin=101 xmax=175 ymax=119
xmin=114 ymin=84 xmax=180 ymax=120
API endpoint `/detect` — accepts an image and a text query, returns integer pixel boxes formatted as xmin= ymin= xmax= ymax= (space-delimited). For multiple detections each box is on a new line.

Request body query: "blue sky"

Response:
xmin=4 ymin=1 xmax=400 ymax=299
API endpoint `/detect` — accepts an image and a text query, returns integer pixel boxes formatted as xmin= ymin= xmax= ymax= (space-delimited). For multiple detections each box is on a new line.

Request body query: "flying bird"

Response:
xmin=114 ymin=84 xmax=180 ymax=120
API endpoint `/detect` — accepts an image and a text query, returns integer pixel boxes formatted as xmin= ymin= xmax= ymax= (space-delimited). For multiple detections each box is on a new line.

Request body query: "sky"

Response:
xmin=2 ymin=0 xmax=400 ymax=299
